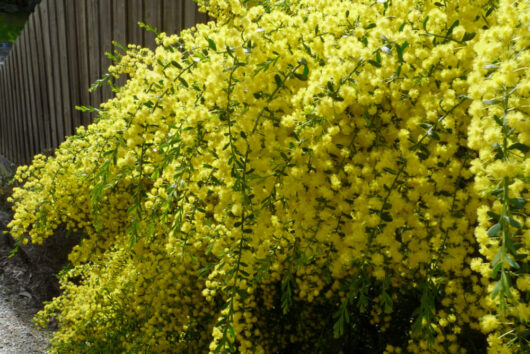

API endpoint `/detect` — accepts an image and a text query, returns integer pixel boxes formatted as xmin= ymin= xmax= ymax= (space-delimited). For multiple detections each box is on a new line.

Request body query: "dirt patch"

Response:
xmin=0 ymin=155 xmax=80 ymax=351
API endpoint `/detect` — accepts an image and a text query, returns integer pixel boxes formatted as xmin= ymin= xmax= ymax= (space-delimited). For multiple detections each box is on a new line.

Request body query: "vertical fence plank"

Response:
xmin=41 ymin=0 xmax=59 ymax=148
xmin=184 ymin=0 xmax=197 ymax=30
xmin=65 ymin=0 xmax=81 ymax=133
xmin=75 ymin=0 xmax=92 ymax=127
xmin=4 ymin=52 xmax=14 ymax=160
xmin=100 ymin=0 xmax=113 ymax=102
xmin=163 ymin=0 xmax=177 ymax=35
xmin=34 ymin=3 xmax=52 ymax=150
xmin=144 ymin=0 xmax=161 ymax=49
xmin=12 ymin=43 xmax=23 ymax=161
xmin=28 ymin=13 xmax=45 ymax=152
xmin=128 ymin=0 xmax=143 ymax=46
xmin=56 ymin=0 xmax=72 ymax=139
xmin=0 ymin=68 xmax=5 ymax=157
xmin=87 ymin=0 xmax=101 ymax=116
xmin=49 ymin=0 xmax=65 ymax=147
xmin=113 ymin=0 xmax=127 ymax=88
xmin=21 ymin=24 xmax=38 ymax=159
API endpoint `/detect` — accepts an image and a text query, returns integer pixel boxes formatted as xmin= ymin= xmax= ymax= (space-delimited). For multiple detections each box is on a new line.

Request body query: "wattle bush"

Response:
xmin=7 ymin=0 xmax=529 ymax=352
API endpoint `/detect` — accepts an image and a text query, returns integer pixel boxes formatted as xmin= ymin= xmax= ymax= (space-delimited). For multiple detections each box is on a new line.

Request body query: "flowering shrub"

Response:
xmin=7 ymin=0 xmax=529 ymax=352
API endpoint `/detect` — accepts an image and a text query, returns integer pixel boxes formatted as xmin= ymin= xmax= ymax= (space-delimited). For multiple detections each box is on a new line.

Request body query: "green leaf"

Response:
xmin=274 ymin=74 xmax=283 ymax=88
xmin=501 ymin=271 xmax=511 ymax=290
xmin=505 ymin=254 xmax=520 ymax=269
xmin=368 ymin=60 xmax=381 ymax=68
xmin=293 ymin=73 xmax=308 ymax=81
xmin=492 ymin=262 xmax=502 ymax=279
xmin=492 ymin=249 xmax=502 ymax=268
xmin=227 ymin=324 xmax=236 ymax=339
xmin=397 ymin=41 xmax=408 ymax=62
xmin=491 ymin=280 xmax=501 ymax=299
xmin=505 ymin=237 xmax=518 ymax=256
xmin=503 ymin=215 xmax=521 ymax=228
xmin=178 ymin=77 xmax=189 ymax=88
xmin=461 ymin=32 xmax=476 ymax=42
xmin=492 ymin=115 xmax=504 ymax=126
xmin=171 ymin=60 xmax=182 ymax=69
xmin=483 ymin=99 xmax=501 ymax=105
xmin=206 ymin=37 xmax=217 ymax=51
xmin=508 ymin=197 xmax=526 ymax=209
xmin=381 ymin=212 xmax=393 ymax=222
xmin=422 ymin=16 xmax=429 ymax=31
xmin=490 ymin=188 xmax=503 ymax=196
xmin=508 ymin=142 xmax=529 ymax=153
xmin=487 ymin=223 xmax=501 ymax=237
xmin=487 ymin=211 xmax=500 ymax=220
xmin=447 ymin=20 xmax=459 ymax=36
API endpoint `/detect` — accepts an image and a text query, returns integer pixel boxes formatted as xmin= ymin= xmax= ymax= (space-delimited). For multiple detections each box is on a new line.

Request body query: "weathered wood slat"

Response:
xmin=56 ymin=0 xmax=72 ymax=138
xmin=66 ymin=0 xmax=82 ymax=132
xmin=75 ymin=0 xmax=92 ymax=127
xmin=100 ymin=0 xmax=113 ymax=102
xmin=21 ymin=23 xmax=38 ymax=159
xmin=28 ymin=12 xmax=45 ymax=152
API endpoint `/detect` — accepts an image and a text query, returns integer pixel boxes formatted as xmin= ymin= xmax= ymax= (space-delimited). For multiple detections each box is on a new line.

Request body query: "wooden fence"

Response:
xmin=0 ymin=0 xmax=209 ymax=165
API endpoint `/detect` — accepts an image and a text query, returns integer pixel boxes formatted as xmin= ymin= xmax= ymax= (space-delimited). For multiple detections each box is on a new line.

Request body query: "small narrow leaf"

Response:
xmin=275 ymin=74 xmax=283 ymax=88
xmin=492 ymin=262 xmax=502 ymax=279
xmin=461 ymin=32 xmax=476 ymax=42
xmin=508 ymin=142 xmax=529 ymax=153
xmin=487 ymin=223 xmax=501 ymax=237
xmin=508 ymin=198 xmax=526 ymax=209
xmin=447 ymin=20 xmax=459 ymax=36
xmin=206 ymin=37 xmax=217 ymax=51
xmin=491 ymin=281 xmax=501 ymax=299
xmin=504 ymin=216 xmax=521 ymax=229
xmin=505 ymin=254 xmax=520 ymax=269
xmin=483 ymin=99 xmax=501 ymax=105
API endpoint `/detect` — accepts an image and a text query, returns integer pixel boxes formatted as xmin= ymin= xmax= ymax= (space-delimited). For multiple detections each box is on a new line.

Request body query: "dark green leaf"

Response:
xmin=508 ymin=197 xmax=526 ymax=209
xmin=487 ymin=223 xmax=501 ymax=237
xmin=368 ymin=60 xmax=381 ymax=68
xmin=492 ymin=262 xmax=502 ymax=279
xmin=487 ymin=211 xmax=500 ymax=220
xmin=275 ymin=74 xmax=283 ymax=88
xmin=294 ymin=73 xmax=308 ymax=81
xmin=492 ymin=115 xmax=504 ymax=126
xmin=447 ymin=20 xmax=459 ymax=36
xmin=508 ymin=142 xmax=529 ymax=153
xmin=491 ymin=188 xmax=503 ymax=196
xmin=461 ymin=32 xmax=476 ymax=42
xmin=206 ymin=37 xmax=217 ymax=51
xmin=381 ymin=212 xmax=393 ymax=222
xmin=504 ymin=216 xmax=521 ymax=228
xmin=178 ymin=77 xmax=189 ymax=88
xmin=422 ymin=16 xmax=429 ymax=31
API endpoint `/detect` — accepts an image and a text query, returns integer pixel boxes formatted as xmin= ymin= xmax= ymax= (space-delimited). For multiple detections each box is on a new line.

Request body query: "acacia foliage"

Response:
xmin=7 ymin=0 xmax=530 ymax=352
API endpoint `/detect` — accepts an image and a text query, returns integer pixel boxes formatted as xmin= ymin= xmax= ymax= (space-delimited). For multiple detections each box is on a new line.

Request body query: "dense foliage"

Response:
xmin=7 ymin=0 xmax=529 ymax=352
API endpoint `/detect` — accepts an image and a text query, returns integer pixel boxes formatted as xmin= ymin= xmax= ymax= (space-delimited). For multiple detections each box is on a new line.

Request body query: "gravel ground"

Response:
xmin=0 ymin=283 xmax=50 ymax=353
xmin=1 ymin=160 xmax=53 ymax=354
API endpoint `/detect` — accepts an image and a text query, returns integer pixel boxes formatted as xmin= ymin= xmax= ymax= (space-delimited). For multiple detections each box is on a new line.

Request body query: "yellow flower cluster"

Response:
xmin=6 ymin=0 xmax=528 ymax=352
